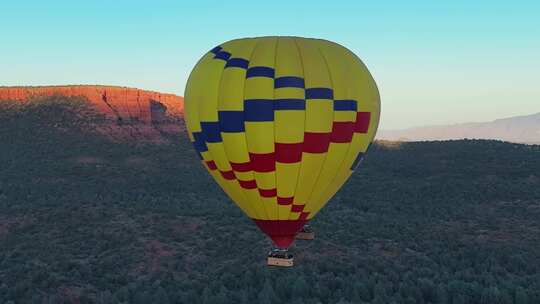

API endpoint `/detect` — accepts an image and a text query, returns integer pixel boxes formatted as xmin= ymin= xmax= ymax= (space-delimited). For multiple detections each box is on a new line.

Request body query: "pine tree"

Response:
xmin=239 ymin=289 xmax=250 ymax=304
xmin=154 ymin=286 xmax=171 ymax=304
xmin=202 ymin=287 xmax=213 ymax=304
xmin=436 ymin=284 xmax=449 ymax=304
xmin=480 ymin=286 xmax=501 ymax=304
xmin=133 ymin=291 xmax=152 ymax=304
xmin=355 ymin=281 xmax=371 ymax=302
xmin=335 ymin=298 xmax=351 ymax=304
xmin=97 ymin=291 xmax=113 ymax=304
xmin=212 ymin=286 xmax=228 ymax=304
xmin=292 ymin=276 xmax=309 ymax=299
xmin=257 ymin=280 xmax=277 ymax=304
xmin=515 ymin=287 xmax=529 ymax=304
xmin=113 ymin=286 xmax=130 ymax=302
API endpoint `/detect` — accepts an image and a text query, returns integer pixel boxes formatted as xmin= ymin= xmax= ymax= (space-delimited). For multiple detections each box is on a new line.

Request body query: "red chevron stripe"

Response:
xmin=299 ymin=212 xmax=310 ymax=220
xmin=277 ymin=196 xmax=294 ymax=205
xmin=259 ymin=188 xmax=277 ymax=198
xmin=331 ymin=121 xmax=355 ymax=143
xmin=303 ymin=132 xmax=331 ymax=153
xmin=205 ymin=160 xmax=217 ymax=170
xmin=230 ymin=161 xmax=252 ymax=172
xmin=275 ymin=143 xmax=303 ymax=163
xmin=238 ymin=179 xmax=257 ymax=189
xmin=220 ymin=170 xmax=236 ymax=180
xmin=249 ymin=152 xmax=275 ymax=172
xmin=291 ymin=204 xmax=305 ymax=212
xmin=354 ymin=112 xmax=371 ymax=133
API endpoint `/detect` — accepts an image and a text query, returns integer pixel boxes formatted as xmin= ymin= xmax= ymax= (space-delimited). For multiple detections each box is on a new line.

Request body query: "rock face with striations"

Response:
xmin=0 ymin=85 xmax=185 ymax=143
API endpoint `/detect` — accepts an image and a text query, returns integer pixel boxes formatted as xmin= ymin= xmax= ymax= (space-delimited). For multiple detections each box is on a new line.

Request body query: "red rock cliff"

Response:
xmin=0 ymin=85 xmax=185 ymax=143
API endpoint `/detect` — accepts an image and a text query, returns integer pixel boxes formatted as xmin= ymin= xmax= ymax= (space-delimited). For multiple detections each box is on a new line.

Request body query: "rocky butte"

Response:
xmin=0 ymin=85 xmax=185 ymax=143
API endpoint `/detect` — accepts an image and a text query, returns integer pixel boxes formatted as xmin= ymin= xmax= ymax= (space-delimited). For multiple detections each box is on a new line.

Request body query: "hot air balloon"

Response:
xmin=184 ymin=36 xmax=380 ymax=266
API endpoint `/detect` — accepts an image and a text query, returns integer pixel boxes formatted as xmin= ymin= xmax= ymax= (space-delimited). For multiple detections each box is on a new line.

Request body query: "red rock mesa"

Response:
xmin=0 ymin=85 xmax=185 ymax=143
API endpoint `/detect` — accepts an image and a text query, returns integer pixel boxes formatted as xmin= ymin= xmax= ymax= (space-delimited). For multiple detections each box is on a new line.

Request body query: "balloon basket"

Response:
xmin=295 ymin=225 xmax=315 ymax=240
xmin=267 ymin=248 xmax=294 ymax=267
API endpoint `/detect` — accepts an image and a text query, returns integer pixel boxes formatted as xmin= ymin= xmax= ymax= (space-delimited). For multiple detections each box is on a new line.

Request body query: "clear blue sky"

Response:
xmin=1 ymin=0 xmax=538 ymax=129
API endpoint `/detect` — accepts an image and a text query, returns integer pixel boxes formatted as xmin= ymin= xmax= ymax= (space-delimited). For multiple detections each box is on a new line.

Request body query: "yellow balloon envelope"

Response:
xmin=184 ymin=36 xmax=380 ymax=248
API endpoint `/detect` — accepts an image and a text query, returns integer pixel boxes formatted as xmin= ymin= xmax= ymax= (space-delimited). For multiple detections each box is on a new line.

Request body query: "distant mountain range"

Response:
xmin=377 ymin=112 xmax=540 ymax=145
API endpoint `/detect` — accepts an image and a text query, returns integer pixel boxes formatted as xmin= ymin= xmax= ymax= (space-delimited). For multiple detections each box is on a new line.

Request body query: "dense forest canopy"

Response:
xmin=1 ymin=97 xmax=539 ymax=303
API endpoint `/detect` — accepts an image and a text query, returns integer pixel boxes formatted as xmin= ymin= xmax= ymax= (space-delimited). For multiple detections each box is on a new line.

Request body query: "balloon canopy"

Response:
xmin=184 ymin=36 xmax=380 ymax=248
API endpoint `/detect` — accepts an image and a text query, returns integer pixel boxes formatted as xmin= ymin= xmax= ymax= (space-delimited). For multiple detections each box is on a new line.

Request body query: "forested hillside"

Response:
xmin=1 ymin=96 xmax=539 ymax=304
